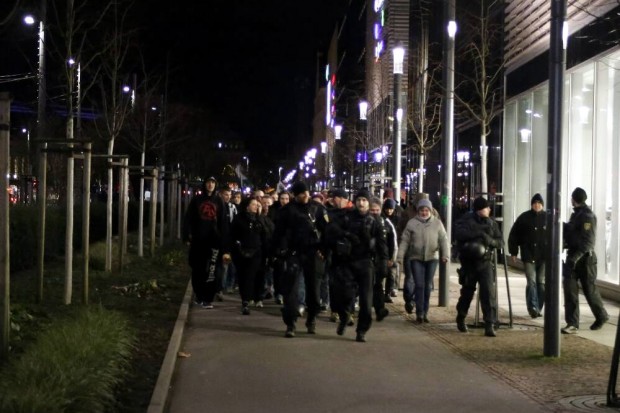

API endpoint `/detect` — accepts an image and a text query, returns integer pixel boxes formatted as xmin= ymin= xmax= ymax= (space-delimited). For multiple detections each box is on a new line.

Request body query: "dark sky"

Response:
xmin=136 ymin=0 xmax=348 ymax=165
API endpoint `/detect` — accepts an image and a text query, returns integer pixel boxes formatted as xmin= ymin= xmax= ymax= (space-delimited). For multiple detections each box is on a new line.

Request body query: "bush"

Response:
xmin=0 ymin=306 xmax=135 ymax=413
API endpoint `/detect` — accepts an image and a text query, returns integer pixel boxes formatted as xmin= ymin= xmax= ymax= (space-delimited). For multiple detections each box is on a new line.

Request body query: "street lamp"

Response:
xmin=242 ymin=156 xmax=249 ymax=173
xmin=393 ymin=44 xmax=405 ymax=205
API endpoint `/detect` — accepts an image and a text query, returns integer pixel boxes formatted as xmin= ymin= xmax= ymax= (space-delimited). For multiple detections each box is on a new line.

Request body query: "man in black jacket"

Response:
xmin=273 ymin=181 xmax=328 ymax=338
xmin=508 ymin=193 xmax=547 ymax=319
xmin=455 ymin=197 xmax=503 ymax=337
xmin=182 ymin=177 xmax=231 ymax=309
xmin=325 ymin=189 xmax=388 ymax=343
xmin=561 ymin=187 xmax=608 ymax=334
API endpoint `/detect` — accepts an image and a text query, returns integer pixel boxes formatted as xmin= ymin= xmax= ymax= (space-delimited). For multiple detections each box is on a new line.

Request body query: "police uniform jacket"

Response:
xmin=325 ymin=209 xmax=388 ymax=266
xmin=455 ymin=211 xmax=503 ymax=260
xmin=507 ymin=209 xmax=547 ymax=263
xmin=563 ymin=205 xmax=596 ymax=266
xmin=397 ymin=214 xmax=449 ymax=262
xmin=273 ymin=199 xmax=327 ymax=255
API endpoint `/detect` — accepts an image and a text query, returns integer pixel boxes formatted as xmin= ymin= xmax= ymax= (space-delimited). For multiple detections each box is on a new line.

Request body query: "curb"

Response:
xmin=147 ymin=280 xmax=193 ymax=413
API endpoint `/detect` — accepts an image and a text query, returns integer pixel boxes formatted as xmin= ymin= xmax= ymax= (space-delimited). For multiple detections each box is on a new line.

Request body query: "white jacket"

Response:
xmin=397 ymin=215 xmax=449 ymax=262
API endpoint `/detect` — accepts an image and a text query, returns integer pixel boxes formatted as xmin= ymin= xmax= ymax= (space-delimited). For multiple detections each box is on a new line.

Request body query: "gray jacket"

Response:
xmin=397 ymin=215 xmax=449 ymax=262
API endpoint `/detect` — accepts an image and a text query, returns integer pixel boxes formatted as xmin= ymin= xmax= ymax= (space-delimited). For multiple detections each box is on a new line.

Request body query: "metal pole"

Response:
xmin=82 ymin=142 xmax=91 ymax=304
xmin=393 ymin=73 xmax=402 ymax=202
xmin=0 ymin=93 xmax=11 ymax=358
xmin=439 ymin=0 xmax=456 ymax=307
xmin=544 ymin=0 xmax=566 ymax=358
xmin=150 ymin=168 xmax=158 ymax=256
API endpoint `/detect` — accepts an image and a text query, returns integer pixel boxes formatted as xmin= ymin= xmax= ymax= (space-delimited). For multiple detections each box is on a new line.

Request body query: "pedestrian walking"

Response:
xmin=273 ymin=181 xmax=328 ymax=338
xmin=325 ymin=189 xmax=388 ymax=342
xmin=382 ymin=198 xmax=400 ymax=300
xmin=561 ymin=187 xmax=609 ymax=334
xmin=182 ymin=176 xmax=231 ymax=309
xmin=507 ymin=193 xmax=547 ymax=319
xmin=231 ymin=198 xmax=267 ymax=315
xmin=397 ymin=198 xmax=449 ymax=323
xmin=369 ymin=197 xmax=393 ymax=322
xmin=454 ymin=197 xmax=503 ymax=337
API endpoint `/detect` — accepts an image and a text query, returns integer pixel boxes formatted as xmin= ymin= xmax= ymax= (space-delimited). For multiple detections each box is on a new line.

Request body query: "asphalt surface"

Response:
xmin=165 ymin=291 xmax=552 ymax=413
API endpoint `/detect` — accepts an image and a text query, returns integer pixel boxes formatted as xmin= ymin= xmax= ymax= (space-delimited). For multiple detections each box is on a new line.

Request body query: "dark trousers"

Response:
xmin=273 ymin=259 xmax=285 ymax=296
xmin=281 ymin=252 xmax=321 ymax=327
xmin=236 ymin=254 xmax=263 ymax=304
xmin=190 ymin=245 xmax=220 ymax=303
xmin=456 ymin=258 xmax=496 ymax=324
xmin=563 ymin=252 xmax=608 ymax=327
xmin=331 ymin=259 xmax=374 ymax=333
xmin=373 ymin=270 xmax=386 ymax=314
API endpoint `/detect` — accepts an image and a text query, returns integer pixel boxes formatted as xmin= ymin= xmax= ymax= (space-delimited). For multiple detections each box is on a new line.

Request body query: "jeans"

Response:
xmin=524 ymin=261 xmax=545 ymax=313
xmin=403 ymin=259 xmax=415 ymax=304
xmin=412 ymin=259 xmax=439 ymax=316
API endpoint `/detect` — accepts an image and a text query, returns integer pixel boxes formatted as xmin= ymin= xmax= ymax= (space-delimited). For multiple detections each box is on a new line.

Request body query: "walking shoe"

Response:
xmin=275 ymin=294 xmax=283 ymax=305
xmin=306 ymin=321 xmax=316 ymax=334
xmin=329 ymin=312 xmax=339 ymax=323
xmin=297 ymin=306 xmax=305 ymax=317
xmin=320 ymin=304 xmax=328 ymax=312
xmin=484 ymin=322 xmax=496 ymax=337
xmin=215 ymin=292 xmax=224 ymax=302
xmin=285 ymin=326 xmax=296 ymax=338
xmin=264 ymin=291 xmax=273 ymax=300
xmin=242 ymin=306 xmax=250 ymax=315
xmin=591 ymin=317 xmax=609 ymax=330
xmin=376 ymin=308 xmax=389 ymax=322
xmin=561 ymin=325 xmax=579 ymax=334
xmin=456 ymin=315 xmax=468 ymax=332
xmin=384 ymin=294 xmax=394 ymax=304
xmin=193 ymin=299 xmax=204 ymax=306
xmin=355 ymin=332 xmax=366 ymax=343
xmin=404 ymin=302 xmax=414 ymax=314
xmin=202 ymin=302 xmax=214 ymax=309
xmin=415 ymin=315 xmax=423 ymax=324
xmin=255 ymin=301 xmax=264 ymax=308
xmin=390 ymin=289 xmax=398 ymax=297
xmin=337 ymin=317 xmax=347 ymax=336
xmin=528 ymin=308 xmax=540 ymax=319
xmin=347 ymin=314 xmax=355 ymax=326
xmin=423 ymin=315 xmax=430 ymax=323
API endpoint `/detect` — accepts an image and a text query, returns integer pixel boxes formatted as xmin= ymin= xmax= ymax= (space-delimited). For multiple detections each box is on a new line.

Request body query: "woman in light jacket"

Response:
xmin=397 ymin=198 xmax=449 ymax=323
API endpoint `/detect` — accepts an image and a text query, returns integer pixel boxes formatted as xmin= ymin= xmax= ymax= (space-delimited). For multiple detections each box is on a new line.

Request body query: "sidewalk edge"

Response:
xmin=147 ymin=280 xmax=193 ymax=413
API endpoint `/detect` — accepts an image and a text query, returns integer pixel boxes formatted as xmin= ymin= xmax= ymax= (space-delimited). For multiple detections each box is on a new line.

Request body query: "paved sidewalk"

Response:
xmin=154 ymin=264 xmax=620 ymax=413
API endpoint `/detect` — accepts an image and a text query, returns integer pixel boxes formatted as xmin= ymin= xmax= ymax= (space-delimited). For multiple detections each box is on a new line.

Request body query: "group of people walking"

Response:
xmin=183 ymin=176 xmax=609 ymax=341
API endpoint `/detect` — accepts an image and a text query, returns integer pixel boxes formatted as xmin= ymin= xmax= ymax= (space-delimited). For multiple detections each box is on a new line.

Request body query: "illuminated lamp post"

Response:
xmin=392 ymin=45 xmax=405 ymax=205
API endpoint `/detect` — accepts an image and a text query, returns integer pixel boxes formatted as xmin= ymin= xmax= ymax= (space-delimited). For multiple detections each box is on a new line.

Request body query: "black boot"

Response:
xmin=456 ymin=315 xmax=468 ymax=332
xmin=484 ymin=322 xmax=496 ymax=337
xmin=355 ymin=332 xmax=366 ymax=342
xmin=337 ymin=314 xmax=348 ymax=336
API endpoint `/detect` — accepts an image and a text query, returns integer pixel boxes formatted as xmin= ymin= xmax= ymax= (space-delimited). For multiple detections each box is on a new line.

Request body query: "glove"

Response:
xmin=483 ymin=233 xmax=501 ymax=249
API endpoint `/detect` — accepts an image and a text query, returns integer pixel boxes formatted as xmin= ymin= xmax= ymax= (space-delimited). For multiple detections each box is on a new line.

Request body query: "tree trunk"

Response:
xmin=480 ymin=130 xmax=488 ymax=198
xmin=418 ymin=152 xmax=425 ymax=193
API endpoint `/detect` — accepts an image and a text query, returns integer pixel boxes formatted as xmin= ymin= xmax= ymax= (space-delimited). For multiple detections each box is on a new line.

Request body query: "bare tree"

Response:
xmin=407 ymin=1 xmax=443 ymax=193
xmin=453 ymin=0 xmax=504 ymax=197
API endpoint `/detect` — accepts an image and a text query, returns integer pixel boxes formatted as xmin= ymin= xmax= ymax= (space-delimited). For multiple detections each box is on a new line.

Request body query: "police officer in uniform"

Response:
xmin=561 ymin=187 xmax=609 ymax=334
xmin=325 ymin=189 xmax=388 ymax=342
xmin=454 ymin=197 xmax=503 ymax=337
xmin=273 ymin=181 xmax=328 ymax=338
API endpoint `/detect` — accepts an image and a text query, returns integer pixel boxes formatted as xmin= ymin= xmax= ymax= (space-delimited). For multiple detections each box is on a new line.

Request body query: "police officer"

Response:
xmin=273 ymin=181 xmax=328 ymax=338
xmin=561 ymin=187 xmax=609 ymax=334
xmin=454 ymin=197 xmax=503 ymax=337
xmin=325 ymin=188 xmax=388 ymax=343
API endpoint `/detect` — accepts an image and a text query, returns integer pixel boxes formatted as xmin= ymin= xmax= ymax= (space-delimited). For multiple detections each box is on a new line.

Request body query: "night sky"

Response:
xmin=135 ymin=0 xmax=348 ymax=166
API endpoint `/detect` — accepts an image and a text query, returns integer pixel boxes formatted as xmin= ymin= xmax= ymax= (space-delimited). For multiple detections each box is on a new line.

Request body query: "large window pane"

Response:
xmin=531 ymin=87 xmax=548 ymax=199
xmin=515 ymin=95 xmax=532 ymax=214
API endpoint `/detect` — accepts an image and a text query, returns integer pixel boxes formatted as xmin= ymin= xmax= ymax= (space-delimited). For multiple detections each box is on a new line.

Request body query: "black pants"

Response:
xmin=373 ymin=270 xmax=386 ymax=315
xmin=331 ymin=259 xmax=374 ymax=333
xmin=281 ymin=252 xmax=321 ymax=327
xmin=455 ymin=258 xmax=496 ymax=324
xmin=563 ymin=252 xmax=608 ymax=327
xmin=236 ymin=253 xmax=263 ymax=304
xmin=189 ymin=245 xmax=220 ymax=303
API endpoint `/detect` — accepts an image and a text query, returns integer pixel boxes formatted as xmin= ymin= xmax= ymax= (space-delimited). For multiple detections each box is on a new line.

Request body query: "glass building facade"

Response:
xmin=503 ymin=48 xmax=620 ymax=285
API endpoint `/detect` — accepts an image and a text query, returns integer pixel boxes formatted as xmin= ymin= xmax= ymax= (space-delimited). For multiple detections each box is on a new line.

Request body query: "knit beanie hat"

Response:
xmin=417 ymin=199 xmax=433 ymax=210
xmin=531 ymin=193 xmax=544 ymax=205
xmin=291 ymin=181 xmax=308 ymax=196
xmin=473 ymin=197 xmax=489 ymax=211
xmin=571 ymin=187 xmax=587 ymax=204
xmin=383 ymin=198 xmax=396 ymax=209
xmin=354 ymin=188 xmax=371 ymax=201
